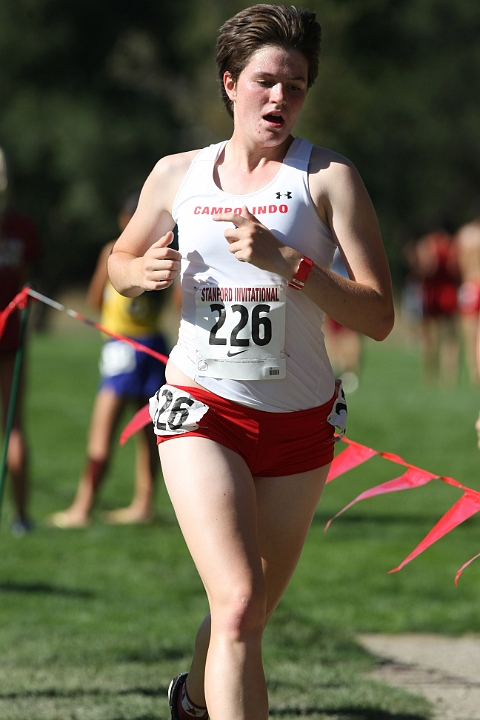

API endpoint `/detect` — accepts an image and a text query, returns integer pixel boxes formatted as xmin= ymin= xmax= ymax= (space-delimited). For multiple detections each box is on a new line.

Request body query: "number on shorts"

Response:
xmin=154 ymin=388 xmax=195 ymax=432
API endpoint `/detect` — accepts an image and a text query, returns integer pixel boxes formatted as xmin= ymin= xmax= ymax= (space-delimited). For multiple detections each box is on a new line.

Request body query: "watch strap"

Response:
xmin=288 ymin=256 xmax=314 ymax=290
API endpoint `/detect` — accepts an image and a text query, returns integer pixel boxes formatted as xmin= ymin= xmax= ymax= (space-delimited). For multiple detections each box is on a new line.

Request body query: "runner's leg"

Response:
xmin=105 ymin=399 xmax=159 ymax=523
xmin=181 ymin=463 xmax=330 ymax=711
xmin=162 ymin=430 xmax=330 ymax=719
xmin=0 ymin=352 xmax=29 ymax=521
xmin=256 ymin=465 xmax=330 ymax=622
xmin=160 ymin=436 xmax=268 ymax=720
xmin=48 ymin=387 xmax=126 ymax=527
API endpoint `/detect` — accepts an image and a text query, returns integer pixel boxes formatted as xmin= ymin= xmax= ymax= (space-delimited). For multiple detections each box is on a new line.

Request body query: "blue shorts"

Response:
xmin=99 ymin=335 xmax=167 ymax=399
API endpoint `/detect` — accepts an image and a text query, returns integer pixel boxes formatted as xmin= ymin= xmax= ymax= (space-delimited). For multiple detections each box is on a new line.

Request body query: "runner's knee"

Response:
xmin=211 ymin=583 xmax=267 ymax=642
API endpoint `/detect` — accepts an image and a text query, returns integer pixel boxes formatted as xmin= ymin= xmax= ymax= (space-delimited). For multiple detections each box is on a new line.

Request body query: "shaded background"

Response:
xmin=2 ymin=0 xmax=480 ymax=303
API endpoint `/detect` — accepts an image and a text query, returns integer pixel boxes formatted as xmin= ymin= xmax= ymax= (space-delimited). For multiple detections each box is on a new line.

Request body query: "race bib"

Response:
xmin=149 ymin=385 xmax=209 ymax=436
xmin=194 ymin=285 xmax=286 ymax=380
xmin=99 ymin=341 xmax=136 ymax=377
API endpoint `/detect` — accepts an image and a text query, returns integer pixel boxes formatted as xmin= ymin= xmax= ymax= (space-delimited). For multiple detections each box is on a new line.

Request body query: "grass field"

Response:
xmin=1 ymin=323 xmax=480 ymax=719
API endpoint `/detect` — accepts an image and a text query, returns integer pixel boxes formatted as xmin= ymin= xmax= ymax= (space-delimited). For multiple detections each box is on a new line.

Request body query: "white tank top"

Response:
xmin=169 ymin=137 xmax=336 ymax=412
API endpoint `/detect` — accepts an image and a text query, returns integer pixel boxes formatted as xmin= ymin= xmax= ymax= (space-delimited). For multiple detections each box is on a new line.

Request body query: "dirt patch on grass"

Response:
xmin=358 ymin=634 xmax=480 ymax=720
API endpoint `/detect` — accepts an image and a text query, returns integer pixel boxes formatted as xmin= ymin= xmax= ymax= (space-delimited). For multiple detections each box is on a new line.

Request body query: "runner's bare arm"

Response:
xmin=304 ymin=149 xmax=394 ymax=339
xmin=108 ymin=151 xmax=198 ymax=297
xmin=214 ymin=148 xmax=394 ymax=341
xmin=87 ymin=242 xmax=114 ymax=310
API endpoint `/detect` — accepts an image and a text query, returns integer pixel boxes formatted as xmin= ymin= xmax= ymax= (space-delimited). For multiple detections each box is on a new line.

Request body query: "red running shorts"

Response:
xmin=154 ymin=384 xmax=339 ymax=477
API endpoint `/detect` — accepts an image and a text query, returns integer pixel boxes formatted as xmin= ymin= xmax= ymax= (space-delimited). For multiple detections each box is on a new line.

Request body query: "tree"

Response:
xmin=2 ymin=0 xmax=480 ymax=293
xmin=0 ymin=0 xmax=201 ymax=294
xmin=298 ymin=0 xmax=480 ymax=280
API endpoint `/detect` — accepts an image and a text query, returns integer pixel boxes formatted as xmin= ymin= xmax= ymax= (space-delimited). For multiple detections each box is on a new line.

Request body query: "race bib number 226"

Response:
xmin=194 ymin=285 xmax=286 ymax=381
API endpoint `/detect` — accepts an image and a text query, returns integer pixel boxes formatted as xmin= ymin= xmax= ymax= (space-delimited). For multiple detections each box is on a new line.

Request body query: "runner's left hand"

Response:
xmin=213 ymin=206 xmax=289 ymax=275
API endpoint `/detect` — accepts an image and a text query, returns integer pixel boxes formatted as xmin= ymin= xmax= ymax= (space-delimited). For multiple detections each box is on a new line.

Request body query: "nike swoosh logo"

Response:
xmin=227 ymin=349 xmax=248 ymax=357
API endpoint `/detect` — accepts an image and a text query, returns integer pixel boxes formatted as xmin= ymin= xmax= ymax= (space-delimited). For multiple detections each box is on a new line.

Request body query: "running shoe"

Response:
xmin=11 ymin=518 xmax=34 ymax=537
xmin=168 ymin=672 xmax=188 ymax=720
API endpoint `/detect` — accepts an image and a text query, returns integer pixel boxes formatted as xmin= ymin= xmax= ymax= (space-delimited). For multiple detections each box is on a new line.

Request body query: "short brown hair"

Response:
xmin=216 ymin=4 xmax=321 ymax=118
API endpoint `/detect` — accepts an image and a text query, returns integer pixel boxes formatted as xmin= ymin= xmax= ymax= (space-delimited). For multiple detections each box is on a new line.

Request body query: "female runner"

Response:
xmin=108 ymin=5 xmax=394 ymax=720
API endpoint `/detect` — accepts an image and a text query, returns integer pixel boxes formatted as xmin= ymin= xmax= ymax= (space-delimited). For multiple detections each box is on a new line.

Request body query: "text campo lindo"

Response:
xmin=194 ymin=205 xmax=289 ymax=215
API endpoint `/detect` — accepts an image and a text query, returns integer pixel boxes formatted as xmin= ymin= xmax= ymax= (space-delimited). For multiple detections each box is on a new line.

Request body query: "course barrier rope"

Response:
xmin=0 ymin=286 xmax=169 ymax=365
xmin=1 ymin=286 xmax=479 ymax=582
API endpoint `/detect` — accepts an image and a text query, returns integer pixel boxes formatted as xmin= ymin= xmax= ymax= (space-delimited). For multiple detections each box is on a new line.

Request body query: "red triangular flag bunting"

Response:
xmin=0 ymin=287 xmax=30 ymax=339
xmin=325 ymin=466 xmax=438 ymax=531
xmin=327 ymin=439 xmax=377 ymax=482
xmin=389 ymin=491 xmax=480 ymax=573
xmin=119 ymin=404 xmax=151 ymax=446
xmin=454 ymin=552 xmax=480 ymax=585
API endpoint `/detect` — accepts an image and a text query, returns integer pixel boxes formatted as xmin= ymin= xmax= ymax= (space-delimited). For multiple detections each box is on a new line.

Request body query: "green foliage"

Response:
xmin=2 ymin=1 xmax=480 ymax=287
xmin=296 ymin=0 xmax=480 ymax=281
xmin=0 ymin=0 xmax=201 ymax=290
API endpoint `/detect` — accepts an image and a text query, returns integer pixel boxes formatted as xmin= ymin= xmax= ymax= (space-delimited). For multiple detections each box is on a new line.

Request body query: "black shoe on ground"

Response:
xmin=11 ymin=517 xmax=34 ymax=537
xmin=168 ymin=672 xmax=188 ymax=720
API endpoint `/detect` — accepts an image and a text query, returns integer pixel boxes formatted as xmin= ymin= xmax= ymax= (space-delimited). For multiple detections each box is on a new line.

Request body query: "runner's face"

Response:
xmin=224 ymin=46 xmax=309 ymax=145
